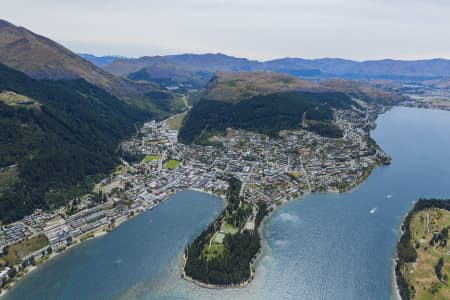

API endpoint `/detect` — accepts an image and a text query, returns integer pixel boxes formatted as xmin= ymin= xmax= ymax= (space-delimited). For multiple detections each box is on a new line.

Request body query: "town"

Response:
xmin=0 ymin=103 xmax=390 ymax=292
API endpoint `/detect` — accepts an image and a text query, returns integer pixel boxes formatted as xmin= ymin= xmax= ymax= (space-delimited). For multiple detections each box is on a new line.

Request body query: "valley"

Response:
xmin=0 ymin=13 xmax=450 ymax=300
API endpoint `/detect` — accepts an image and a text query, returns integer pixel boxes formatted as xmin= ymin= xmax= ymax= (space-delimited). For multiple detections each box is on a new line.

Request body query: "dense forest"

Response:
xmin=396 ymin=198 xmax=450 ymax=300
xmin=0 ymin=63 xmax=177 ymax=222
xmin=179 ymin=91 xmax=356 ymax=144
xmin=184 ymin=177 xmax=268 ymax=285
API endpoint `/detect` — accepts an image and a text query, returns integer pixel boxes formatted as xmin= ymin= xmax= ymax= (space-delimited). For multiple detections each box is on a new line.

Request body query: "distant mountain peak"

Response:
xmin=203 ymin=71 xmax=317 ymax=103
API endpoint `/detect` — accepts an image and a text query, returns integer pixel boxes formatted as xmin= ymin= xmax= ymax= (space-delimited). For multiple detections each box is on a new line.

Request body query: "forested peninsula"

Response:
xmin=183 ymin=177 xmax=268 ymax=286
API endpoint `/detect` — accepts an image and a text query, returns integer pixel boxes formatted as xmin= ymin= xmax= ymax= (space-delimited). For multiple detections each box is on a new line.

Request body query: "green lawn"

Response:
xmin=164 ymin=159 xmax=180 ymax=170
xmin=166 ymin=112 xmax=187 ymax=131
xmin=0 ymin=234 xmax=49 ymax=266
xmin=141 ymin=155 xmax=161 ymax=163
xmin=202 ymin=232 xmax=227 ymax=261
xmin=0 ymin=91 xmax=40 ymax=109
xmin=0 ymin=166 xmax=19 ymax=195
xmin=206 ymin=244 xmax=226 ymax=261
xmin=221 ymin=223 xmax=239 ymax=235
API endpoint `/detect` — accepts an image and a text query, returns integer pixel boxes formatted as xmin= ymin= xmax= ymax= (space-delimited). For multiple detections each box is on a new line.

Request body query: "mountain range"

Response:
xmin=0 ymin=18 xmax=440 ymax=222
xmin=81 ymin=53 xmax=450 ymax=91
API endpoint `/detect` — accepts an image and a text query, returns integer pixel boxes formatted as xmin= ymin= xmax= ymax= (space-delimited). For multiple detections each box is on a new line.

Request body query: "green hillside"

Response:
xmin=0 ymin=63 xmax=153 ymax=222
xmin=179 ymin=91 xmax=354 ymax=144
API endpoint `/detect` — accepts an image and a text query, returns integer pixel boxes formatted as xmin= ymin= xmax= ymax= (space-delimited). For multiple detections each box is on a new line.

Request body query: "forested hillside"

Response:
xmin=0 ymin=63 xmax=152 ymax=222
xmin=179 ymin=91 xmax=354 ymax=144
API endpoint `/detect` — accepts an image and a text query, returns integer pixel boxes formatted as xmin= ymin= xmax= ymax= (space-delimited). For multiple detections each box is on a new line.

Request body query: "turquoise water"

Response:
xmin=3 ymin=191 xmax=224 ymax=300
xmin=4 ymin=107 xmax=450 ymax=300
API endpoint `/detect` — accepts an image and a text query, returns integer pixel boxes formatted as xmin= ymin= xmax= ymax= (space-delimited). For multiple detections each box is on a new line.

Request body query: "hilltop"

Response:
xmin=0 ymin=19 xmax=171 ymax=100
xmin=178 ymin=71 xmax=403 ymax=144
xmin=200 ymin=71 xmax=317 ymax=103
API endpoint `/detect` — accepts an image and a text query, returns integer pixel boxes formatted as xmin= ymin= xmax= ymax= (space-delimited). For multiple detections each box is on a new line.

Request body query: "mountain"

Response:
xmin=104 ymin=53 xmax=263 ymax=90
xmin=105 ymin=53 xmax=260 ymax=76
xmin=199 ymin=71 xmax=318 ymax=103
xmin=126 ymin=60 xmax=212 ymax=91
xmin=320 ymin=79 xmax=405 ymax=105
xmin=0 ymin=19 xmax=166 ymax=99
xmin=0 ymin=21 xmax=184 ymax=222
xmin=178 ymin=71 xmax=403 ymax=144
xmin=78 ymin=53 xmax=126 ymax=67
xmin=0 ymin=63 xmax=152 ymax=222
xmin=265 ymin=57 xmax=450 ymax=80
xmin=102 ymin=53 xmax=450 ymax=88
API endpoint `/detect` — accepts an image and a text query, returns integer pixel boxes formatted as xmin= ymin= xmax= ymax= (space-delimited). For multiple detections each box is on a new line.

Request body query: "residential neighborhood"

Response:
xmin=0 ymin=104 xmax=389 ymax=292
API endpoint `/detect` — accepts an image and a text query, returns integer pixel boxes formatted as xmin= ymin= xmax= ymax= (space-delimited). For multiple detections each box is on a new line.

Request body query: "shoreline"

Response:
xmin=391 ymin=212 xmax=407 ymax=300
xmin=0 ymin=226 xmax=109 ymax=298
xmin=179 ymin=179 xmax=370 ymax=289
xmin=0 ymin=188 xmax=222 ymax=298
xmin=0 ymin=106 xmax=395 ymax=295
xmin=0 ymin=159 xmax=385 ymax=296
xmin=180 ymin=210 xmax=272 ymax=290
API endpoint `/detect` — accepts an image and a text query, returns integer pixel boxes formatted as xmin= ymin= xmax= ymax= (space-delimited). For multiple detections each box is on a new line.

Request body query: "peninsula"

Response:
xmin=396 ymin=199 xmax=450 ymax=300
xmin=0 ymin=70 xmax=398 ymax=293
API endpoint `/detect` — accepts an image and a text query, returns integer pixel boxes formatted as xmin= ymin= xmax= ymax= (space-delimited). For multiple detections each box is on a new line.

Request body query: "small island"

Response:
xmin=396 ymin=199 xmax=450 ymax=300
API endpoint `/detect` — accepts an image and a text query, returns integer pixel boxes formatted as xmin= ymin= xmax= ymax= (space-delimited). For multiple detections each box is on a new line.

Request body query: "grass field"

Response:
xmin=164 ymin=159 xmax=180 ymax=170
xmin=141 ymin=155 xmax=161 ymax=163
xmin=221 ymin=223 xmax=239 ymax=234
xmin=401 ymin=208 xmax=450 ymax=299
xmin=0 ymin=91 xmax=40 ymax=109
xmin=0 ymin=166 xmax=19 ymax=196
xmin=205 ymin=243 xmax=226 ymax=261
xmin=0 ymin=234 xmax=49 ymax=267
xmin=166 ymin=112 xmax=187 ymax=131
xmin=201 ymin=232 xmax=227 ymax=261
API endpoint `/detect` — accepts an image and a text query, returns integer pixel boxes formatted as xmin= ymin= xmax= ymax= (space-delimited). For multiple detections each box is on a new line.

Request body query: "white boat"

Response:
xmin=386 ymin=194 xmax=392 ymax=199
xmin=370 ymin=208 xmax=377 ymax=214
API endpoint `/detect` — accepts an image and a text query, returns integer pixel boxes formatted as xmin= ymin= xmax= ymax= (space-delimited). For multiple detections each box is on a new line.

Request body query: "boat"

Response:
xmin=370 ymin=208 xmax=377 ymax=214
xmin=386 ymin=194 xmax=392 ymax=199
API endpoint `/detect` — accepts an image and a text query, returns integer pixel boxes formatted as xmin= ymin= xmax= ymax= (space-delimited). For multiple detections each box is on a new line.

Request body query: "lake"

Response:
xmin=4 ymin=107 xmax=450 ymax=300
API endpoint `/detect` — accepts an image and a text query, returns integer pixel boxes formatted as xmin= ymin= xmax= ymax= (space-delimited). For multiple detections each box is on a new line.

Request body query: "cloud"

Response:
xmin=2 ymin=0 xmax=449 ymax=60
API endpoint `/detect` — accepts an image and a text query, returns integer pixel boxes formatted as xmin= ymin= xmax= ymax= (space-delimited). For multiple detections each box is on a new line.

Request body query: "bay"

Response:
xmin=4 ymin=107 xmax=450 ymax=300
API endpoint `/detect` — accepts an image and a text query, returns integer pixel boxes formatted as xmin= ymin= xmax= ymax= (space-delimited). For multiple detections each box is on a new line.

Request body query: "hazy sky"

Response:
xmin=2 ymin=0 xmax=450 ymax=60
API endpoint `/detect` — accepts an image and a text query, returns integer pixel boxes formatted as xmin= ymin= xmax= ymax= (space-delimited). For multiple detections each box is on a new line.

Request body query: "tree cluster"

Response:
xmin=184 ymin=177 xmax=268 ymax=285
